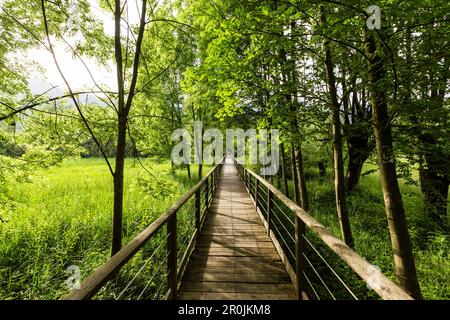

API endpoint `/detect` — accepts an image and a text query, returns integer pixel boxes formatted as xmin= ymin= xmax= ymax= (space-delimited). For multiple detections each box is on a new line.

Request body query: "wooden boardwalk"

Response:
xmin=179 ymin=160 xmax=296 ymax=300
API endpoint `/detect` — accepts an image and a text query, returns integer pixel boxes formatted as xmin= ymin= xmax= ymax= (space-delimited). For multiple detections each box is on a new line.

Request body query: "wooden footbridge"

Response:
xmin=65 ymin=156 xmax=412 ymax=300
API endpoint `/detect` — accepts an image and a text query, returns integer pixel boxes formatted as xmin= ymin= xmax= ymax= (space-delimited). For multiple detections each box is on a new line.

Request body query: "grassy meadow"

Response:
xmin=0 ymin=158 xmax=204 ymax=299
xmin=0 ymin=157 xmax=448 ymax=300
xmin=291 ymin=161 xmax=449 ymax=300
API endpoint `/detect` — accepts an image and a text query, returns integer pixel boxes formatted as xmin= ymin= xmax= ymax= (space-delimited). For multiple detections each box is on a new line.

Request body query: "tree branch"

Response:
xmin=40 ymin=0 xmax=114 ymax=176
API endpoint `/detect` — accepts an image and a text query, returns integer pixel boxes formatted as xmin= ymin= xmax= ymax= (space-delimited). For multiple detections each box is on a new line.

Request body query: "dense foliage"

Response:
xmin=0 ymin=0 xmax=448 ymax=299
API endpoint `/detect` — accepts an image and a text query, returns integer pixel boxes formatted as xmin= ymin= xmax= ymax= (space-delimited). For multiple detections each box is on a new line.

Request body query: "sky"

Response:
xmin=22 ymin=0 xmax=142 ymax=99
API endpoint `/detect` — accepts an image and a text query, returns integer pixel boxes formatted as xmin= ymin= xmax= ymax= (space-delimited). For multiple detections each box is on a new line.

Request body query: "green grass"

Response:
xmin=1 ymin=157 xmax=448 ymax=300
xmin=282 ymin=160 xmax=449 ymax=300
xmin=0 ymin=158 xmax=207 ymax=300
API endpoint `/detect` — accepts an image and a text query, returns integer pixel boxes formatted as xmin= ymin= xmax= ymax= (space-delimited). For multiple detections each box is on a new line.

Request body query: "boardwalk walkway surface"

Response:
xmin=179 ymin=159 xmax=296 ymax=300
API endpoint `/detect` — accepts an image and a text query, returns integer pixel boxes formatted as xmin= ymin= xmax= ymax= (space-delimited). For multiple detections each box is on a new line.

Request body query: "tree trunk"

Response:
xmin=187 ymin=163 xmax=191 ymax=181
xmin=198 ymin=163 xmax=203 ymax=179
xmin=198 ymin=159 xmax=203 ymax=180
xmin=197 ymin=127 xmax=203 ymax=179
xmin=420 ymin=168 xmax=449 ymax=231
xmin=171 ymin=105 xmax=175 ymax=176
xmin=111 ymin=0 xmax=126 ymax=256
xmin=112 ymin=114 xmax=127 ymax=255
xmin=291 ymin=147 xmax=301 ymax=205
xmin=276 ymin=166 xmax=282 ymax=189
xmin=364 ymin=30 xmax=422 ymax=299
xmin=281 ymin=143 xmax=289 ymax=197
xmin=111 ymin=0 xmax=146 ymax=256
xmin=295 ymin=146 xmax=309 ymax=211
xmin=171 ymin=160 xmax=175 ymax=176
xmin=318 ymin=160 xmax=326 ymax=178
xmin=321 ymin=7 xmax=354 ymax=248
xmin=346 ymin=137 xmax=370 ymax=191
xmin=346 ymin=153 xmax=364 ymax=190
xmin=344 ymin=76 xmax=372 ymax=191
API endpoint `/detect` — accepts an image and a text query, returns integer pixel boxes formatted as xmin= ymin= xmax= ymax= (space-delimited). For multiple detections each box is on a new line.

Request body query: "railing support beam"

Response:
xmin=267 ymin=188 xmax=273 ymax=237
xmin=205 ymin=178 xmax=209 ymax=210
xmin=167 ymin=214 xmax=177 ymax=300
xmin=195 ymin=189 xmax=201 ymax=231
xmin=295 ymin=217 xmax=306 ymax=300
xmin=255 ymin=179 xmax=259 ymax=205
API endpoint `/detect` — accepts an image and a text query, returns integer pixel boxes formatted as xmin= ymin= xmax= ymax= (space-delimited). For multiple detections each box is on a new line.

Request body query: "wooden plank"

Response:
xmin=178 ymin=292 xmax=236 ymax=300
xmin=184 ymin=272 xmax=292 ymax=283
xmin=178 ymin=292 xmax=296 ymax=300
xmin=180 ymin=281 xmax=296 ymax=294
xmin=201 ymin=224 xmax=263 ymax=230
xmin=194 ymin=248 xmax=281 ymax=258
xmin=186 ymin=266 xmax=287 ymax=275
xmin=203 ymin=221 xmax=263 ymax=226
xmin=189 ymin=252 xmax=283 ymax=266
xmin=195 ymin=241 xmax=276 ymax=249
xmin=198 ymin=235 xmax=272 ymax=242
xmin=200 ymin=230 xmax=268 ymax=236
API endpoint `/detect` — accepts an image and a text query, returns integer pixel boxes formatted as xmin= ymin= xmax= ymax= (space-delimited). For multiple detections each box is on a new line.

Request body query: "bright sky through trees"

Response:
xmin=13 ymin=0 xmax=142 ymax=96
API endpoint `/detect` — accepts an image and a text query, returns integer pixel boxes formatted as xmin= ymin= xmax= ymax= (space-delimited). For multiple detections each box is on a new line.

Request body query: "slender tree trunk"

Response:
xmin=364 ymin=30 xmax=422 ymax=299
xmin=281 ymin=143 xmax=289 ymax=197
xmin=346 ymin=152 xmax=364 ymax=189
xmin=318 ymin=160 xmax=326 ymax=178
xmin=111 ymin=0 xmax=146 ymax=256
xmin=291 ymin=147 xmax=301 ymax=205
xmin=198 ymin=162 xmax=203 ymax=179
xmin=276 ymin=166 xmax=282 ymax=189
xmin=198 ymin=125 xmax=204 ymax=179
xmin=321 ymin=8 xmax=354 ymax=248
xmin=111 ymin=0 xmax=126 ymax=256
xmin=171 ymin=105 xmax=175 ymax=176
xmin=198 ymin=140 xmax=203 ymax=180
xmin=295 ymin=146 xmax=309 ymax=211
xmin=342 ymin=71 xmax=371 ymax=191
xmin=186 ymin=163 xmax=191 ymax=181
xmin=346 ymin=138 xmax=370 ymax=191
xmin=112 ymin=114 xmax=127 ymax=255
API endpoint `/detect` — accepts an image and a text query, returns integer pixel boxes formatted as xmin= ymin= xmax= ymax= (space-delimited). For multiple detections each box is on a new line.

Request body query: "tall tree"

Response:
xmin=364 ymin=28 xmax=422 ymax=299
xmin=320 ymin=6 xmax=354 ymax=248
xmin=110 ymin=0 xmax=147 ymax=255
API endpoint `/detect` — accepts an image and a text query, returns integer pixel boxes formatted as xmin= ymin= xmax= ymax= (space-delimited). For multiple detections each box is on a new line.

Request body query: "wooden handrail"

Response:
xmin=64 ymin=159 xmax=223 ymax=300
xmin=235 ymin=161 xmax=413 ymax=300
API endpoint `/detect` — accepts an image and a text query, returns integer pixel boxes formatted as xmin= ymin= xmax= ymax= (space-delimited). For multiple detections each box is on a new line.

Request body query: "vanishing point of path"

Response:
xmin=179 ymin=159 xmax=296 ymax=299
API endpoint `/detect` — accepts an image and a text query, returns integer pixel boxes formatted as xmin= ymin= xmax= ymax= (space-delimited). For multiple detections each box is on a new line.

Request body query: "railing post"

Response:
xmin=167 ymin=214 xmax=177 ymax=300
xmin=214 ymin=167 xmax=218 ymax=188
xmin=255 ymin=178 xmax=259 ymax=206
xmin=295 ymin=217 xmax=306 ymax=300
xmin=244 ymin=168 xmax=247 ymax=185
xmin=205 ymin=178 xmax=209 ymax=211
xmin=195 ymin=189 xmax=201 ymax=230
xmin=212 ymin=170 xmax=215 ymax=193
xmin=267 ymin=188 xmax=273 ymax=236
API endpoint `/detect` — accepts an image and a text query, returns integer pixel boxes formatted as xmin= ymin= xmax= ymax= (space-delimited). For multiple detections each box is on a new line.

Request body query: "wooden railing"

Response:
xmin=64 ymin=161 xmax=223 ymax=300
xmin=234 ymin=160 xmax=413 ymax=300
